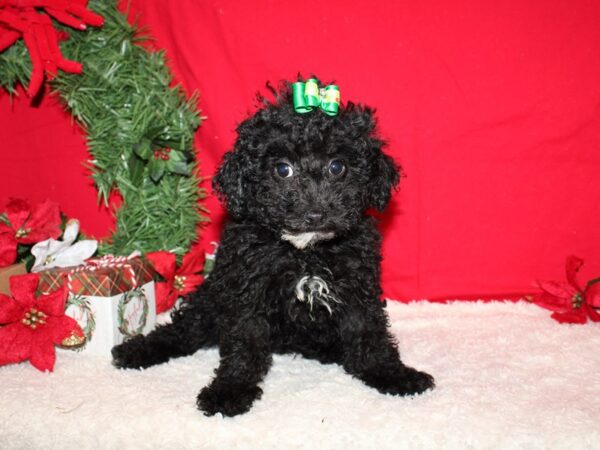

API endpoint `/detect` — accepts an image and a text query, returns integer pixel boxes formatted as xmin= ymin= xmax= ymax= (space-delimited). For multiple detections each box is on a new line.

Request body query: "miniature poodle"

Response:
xmin=112 ymin=77 xmax=434 ymax=416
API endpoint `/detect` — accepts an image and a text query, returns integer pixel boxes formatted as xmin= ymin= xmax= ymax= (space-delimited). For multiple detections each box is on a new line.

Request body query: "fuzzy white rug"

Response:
xmin=1 ymin=301 xmax=599 ymax=450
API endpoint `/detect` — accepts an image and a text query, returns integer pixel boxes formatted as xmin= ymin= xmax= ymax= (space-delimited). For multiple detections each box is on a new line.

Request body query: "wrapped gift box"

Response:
xmin=37 ymin=256 xmax=156 ymax=355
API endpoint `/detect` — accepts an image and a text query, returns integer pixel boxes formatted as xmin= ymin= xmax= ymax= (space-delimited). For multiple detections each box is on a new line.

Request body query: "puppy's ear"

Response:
xmin=345 ymin=104 xmax=401 ymax=211
xmin=212 ymin=148 xmax=247 ymax=219
xmin=368 ymin=151 xmax=401 ymax=211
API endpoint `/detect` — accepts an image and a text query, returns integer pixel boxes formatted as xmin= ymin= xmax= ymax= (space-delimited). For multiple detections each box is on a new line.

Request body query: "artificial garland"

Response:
xmin=0 ymin=0 xmax=206 ymax=257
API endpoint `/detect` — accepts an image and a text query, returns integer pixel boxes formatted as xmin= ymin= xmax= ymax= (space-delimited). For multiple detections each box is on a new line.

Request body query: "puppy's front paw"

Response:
xmin=112 ymin=335 xmax=152 ymax=370
xmin=197 ymin=382 xmax=263 ymax=417
xmin=363 ymin=366 xmax=435 ymax=396
xmin=398 ymin=366 xmax=435 ymax=395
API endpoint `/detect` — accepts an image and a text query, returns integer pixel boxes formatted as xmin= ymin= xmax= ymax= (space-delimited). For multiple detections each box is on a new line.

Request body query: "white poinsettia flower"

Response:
xmin=31 ymin=219 xmax=98 ymax=272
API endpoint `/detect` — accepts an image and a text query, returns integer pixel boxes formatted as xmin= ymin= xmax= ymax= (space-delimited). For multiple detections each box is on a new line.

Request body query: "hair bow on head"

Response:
xmin=292 ymin=79 xmax=341 ymax=116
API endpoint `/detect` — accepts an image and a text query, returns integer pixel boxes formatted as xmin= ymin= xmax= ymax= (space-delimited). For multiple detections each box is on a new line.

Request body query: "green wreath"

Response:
xmin=65 ymin=294 xmax=96 ymax=347
xmin=117 ymin=287 xmax=149 ymax=339
xmin=0 ymin=1 xmax=207 ymax=256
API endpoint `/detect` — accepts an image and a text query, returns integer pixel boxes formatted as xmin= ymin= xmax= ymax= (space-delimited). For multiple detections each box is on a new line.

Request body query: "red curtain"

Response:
xmin=1 ymin=0 xmax=599 ymax=300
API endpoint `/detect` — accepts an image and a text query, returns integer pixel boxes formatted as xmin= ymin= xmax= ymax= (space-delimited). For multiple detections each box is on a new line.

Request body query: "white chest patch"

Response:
xmin=281 ymin=231 xmax=336 ymax=249
xmin=294 ymin=275 xmax=341 ymax=315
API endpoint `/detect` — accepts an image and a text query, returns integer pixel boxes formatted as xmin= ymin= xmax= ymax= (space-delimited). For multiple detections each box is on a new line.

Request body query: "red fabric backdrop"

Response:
xmin=1 ymin=0 xmax=599 ymax=300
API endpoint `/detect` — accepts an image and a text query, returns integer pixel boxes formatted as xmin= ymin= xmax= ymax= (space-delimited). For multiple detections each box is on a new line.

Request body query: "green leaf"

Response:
xmin=167 ymin=150 xmax=186 ymax=162
xmin=148 ymin=158 xmax=166 ymax=183
xmin=133 ymin=139 xmax=152 ymax=160
xmin=167 ymin=160 xmax=191 ymax=176
xmin=128 ymin=154 xmax=146 ymax=186
xmin=155 ymin=138 xmax=186 ymax=150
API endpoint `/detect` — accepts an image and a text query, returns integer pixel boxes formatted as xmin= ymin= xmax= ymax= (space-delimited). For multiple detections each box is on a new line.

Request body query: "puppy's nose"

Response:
xmin=304 ymin=211 xmax=324 ymax=226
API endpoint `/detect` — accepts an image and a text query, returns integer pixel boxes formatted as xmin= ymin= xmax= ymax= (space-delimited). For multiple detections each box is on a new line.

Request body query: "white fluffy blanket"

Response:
xmin=1 ymin=301 xmax=599 ymax=449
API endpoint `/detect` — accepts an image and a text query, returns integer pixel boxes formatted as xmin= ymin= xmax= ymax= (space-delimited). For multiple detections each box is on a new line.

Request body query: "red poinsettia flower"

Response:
xmin=0 ymin=198 xmax=62 ymax=244
xmin=532 ymin=256 xmax=600 ymax=324
xmin=146 ymin=249 xmax=205 ymax=314
xmin=0 ymin=273 xmax=83 ymax=372
xmin=0 ymin=198 xmax=62 ymax=268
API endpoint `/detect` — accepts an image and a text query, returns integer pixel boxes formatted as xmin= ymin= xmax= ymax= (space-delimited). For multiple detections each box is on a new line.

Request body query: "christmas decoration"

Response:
xmin=202 ymin=242 xmax=218 ymax=277
xmin=133 ymin=134 xmax=195 ymax=184
xmin=31 ymin=219 xmax=97 ymax=272
xmin=117 ymin=287 xmax=149 ymax=338
xmin=38 ymin=254 xmax=154 ymax=298
xmin=0 ymin=0 xmax=206 ymax=258
xmin=0 ymin=0 xmax=104 ymax=97
xmin=0 ymin=198 xmax=62 ymax=268
xmin=64 ymin=293 xmax=95 ymax=344
xmin=146 ymin=249 xmax=205 ymax=314
xmin=37 ymin=254 xmax=156 ymax=354
xmin=0 ymin=273 xmax=84 ymax=372
xmin=0 ymin=198 xmax=62 ymax=245
xmin=530 ymin=256 xmax=600 ymax=324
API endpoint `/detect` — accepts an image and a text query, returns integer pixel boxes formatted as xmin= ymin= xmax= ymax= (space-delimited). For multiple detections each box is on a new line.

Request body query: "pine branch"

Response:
xmin=0 ymin=0 xmax=206 ymax=256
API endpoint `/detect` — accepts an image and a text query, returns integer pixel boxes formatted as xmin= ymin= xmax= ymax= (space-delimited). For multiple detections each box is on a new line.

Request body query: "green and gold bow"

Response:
xmin=292 ymin=79 xmax=340 ymax=116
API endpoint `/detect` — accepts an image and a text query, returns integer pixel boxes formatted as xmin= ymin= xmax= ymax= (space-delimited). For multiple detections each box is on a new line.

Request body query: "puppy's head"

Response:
xmin=213 ymin=79 xmax=400 ymax=242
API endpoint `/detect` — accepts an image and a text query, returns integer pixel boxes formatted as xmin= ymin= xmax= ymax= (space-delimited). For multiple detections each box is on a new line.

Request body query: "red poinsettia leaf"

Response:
xmin=45 ymin=315 xmax=83 ymax=345
xmin=146 ymin=251 xmax=177 ymax=280
xmin=0 ymin=232 xmax=17 ymax=267
xmin=8 ymin=273 xmax=38 ymax=309
xmin=35 ymin=283 xmax=68 ymax=317
xmin=4 ymin=198 xmax=31 ymax=230
xmin=0 ymin=294 xmax=24 ymax=324
xmin=565 ymin=255 xmax=584 ymax=292
xmin=28 ymin=335 xmax=56 ymax=372
xmin=584 ymin=304 xmax=600 ymax=322
xmin=179 ymin=248 xmax=206 ymax=275
xmin=532 ymin=291 xmax=573 ymax=314
xmin=153 ymin=281 xmax=172 ymax=302
xmin=0 ymin=223 xmax=13 ymax=234
xmin=585 ymin=282 xmax=600 ymax=308
xmin=536 ymin=280 xmax=577 ymax=302
xmin=178 ymin=274 xmax=204 ymax=296
xmin=0 ymin=323 xmax=32 ymax=366
xmin=550 ymin=310 xmax=587 ymax=325
xmin=17 ymin=199 xmax=61 ymax=244
xmin=0 ymin=28 xmax=20 ymax=52
xmin=154 ymin=281 xmax=177 ymax=314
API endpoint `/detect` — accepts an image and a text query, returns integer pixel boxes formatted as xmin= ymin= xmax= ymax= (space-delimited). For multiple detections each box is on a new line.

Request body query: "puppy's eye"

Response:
xmin=275 ymin=162 xmax=294 ymax=178
xmin=328 ymin=159 xmax=345 ymax=176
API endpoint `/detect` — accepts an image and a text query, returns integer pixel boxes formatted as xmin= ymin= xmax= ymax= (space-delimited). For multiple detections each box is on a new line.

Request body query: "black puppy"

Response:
xmin=112 ymin=79 xmax=434 ymax=416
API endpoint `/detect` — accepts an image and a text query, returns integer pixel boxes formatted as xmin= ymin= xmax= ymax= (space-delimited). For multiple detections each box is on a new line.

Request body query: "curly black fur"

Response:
xmin=112 ymin=78 xmax=434 ymax=417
